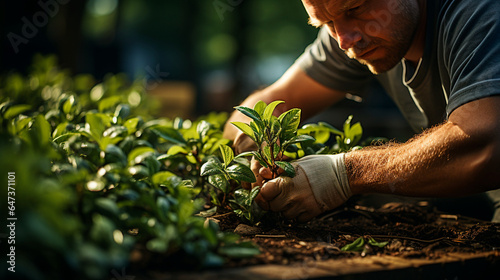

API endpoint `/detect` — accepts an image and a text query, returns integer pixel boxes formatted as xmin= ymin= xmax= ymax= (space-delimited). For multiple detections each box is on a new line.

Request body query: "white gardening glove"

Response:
xmin=255 ymin=154 xmax=351 ymax=222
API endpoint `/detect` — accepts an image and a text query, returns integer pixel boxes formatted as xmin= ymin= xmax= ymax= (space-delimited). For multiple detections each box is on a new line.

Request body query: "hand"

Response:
xmin=255 ymin=154 xmax=351 ymax=222
xmin=233 ymin=132 xmax=258 ymax=155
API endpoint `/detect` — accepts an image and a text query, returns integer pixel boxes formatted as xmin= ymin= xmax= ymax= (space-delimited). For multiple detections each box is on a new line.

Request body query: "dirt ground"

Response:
xmin=131 ymin=196 xmax=500 ymax=279
xmin=220 ymin=199 xmax=500 ymax=268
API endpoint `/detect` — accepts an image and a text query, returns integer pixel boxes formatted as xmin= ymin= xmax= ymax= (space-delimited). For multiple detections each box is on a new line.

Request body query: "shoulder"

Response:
xmin=438 ymin=0 xmax=500 ymax=33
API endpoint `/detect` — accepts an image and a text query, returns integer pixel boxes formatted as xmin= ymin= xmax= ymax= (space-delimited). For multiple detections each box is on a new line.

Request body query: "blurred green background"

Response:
xmin=0 ymin=0 xmax=414 ymax=140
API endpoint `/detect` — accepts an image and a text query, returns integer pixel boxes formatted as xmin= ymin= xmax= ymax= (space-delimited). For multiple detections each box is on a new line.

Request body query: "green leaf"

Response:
xmin=234 ymin=106 xmax=261 ymax=122
xmin=343 ymin=115 xmax=353 ymax=136
xmin=98 ymin=95 xmax=122 ymax=112
xmin=152 ymin=171 xmax=177 ymax=186
xmin=103 ymin=126 xmax=128 ymax=138
xmin=226 ymin=164 xmax=256 ymax=183
xmin=219 ymin=144 xmax=234 ymax=167
xmin=95 ymin=197 xmax=120 ymax=216
xmin=200 ymin=159 xmax=224 ymax=176
xmin=253 ymin=100 xmax=267 ymax=116
xmin=250 ymin=121 xmax=263 ymax=144
xmin=166 ymin=145 xmax=188 ymax=156
xmin=62 ymin=95 xmax=76 ymax=115
xmin=249 ymin=186 xmax=261 ymax=201
xmin=128 ymin=165 xmax=150 ymax=178
xmin=218 ymin=244 xmax=261 ymax=259
xmin=346 ymin=122 xmax=363 ymax=146
xmin=298 ymin=124 xmax=331 ymax=144
xmin=197 ymin=120 xmax=211 ymax=139
xmin=262 ymin=145 xmax=273 ymax=164
xmin=367 ymin=237 xmax=389 ymax=248
xmin=86 ymin=113 xmax=111 ymax=141
xmin=318 ymin=122 xmax=343 ymax=136
xmin=128 ymin=146 xmax=156 ymax=166
xmin=52 ymin=122 xmax=69 ymax=138
xmin=3 ymin=104 xmax=31 ymax=119
xmin=104 ymin=144 xmax=128 ymax=167
xmin=233 ymin=188 xmax=250 ymax=205
xmin=235 ymin=151 xmax=255 ymax=159
xmin=208 ymin=174 xmax=229 ymax=193
xmin=275 ymin=161 xmax=295 ymax=177
xmin=53 ymin=132 xmax=81 ymax=144
xmin=231 ymin=122 xmax=255 ymax=141
xmin=278 ymin=108 xmax=301 ymax=140
xmin=341 ymin=237 xmax=365 ymax=252
xmin=272 ymin=143 xmax=280 ymax=159
xmin=270 ymin=118 xmax=281 ymax=140
xmin=151 ymin=126 xmax=186 ymax=145
xmin=113 ymin=104 xmax=131 ymax=121
xmin=30 ymin=115 xmax=52 ymax=147
xmin=10 ymin=116 xmax=31 ymax=135
xmin=284 ymin=134 xmax=316 ymax=146
xmin=252 ymin=151 xmax=269 ymax=168
xmin=124 ymin=118 xmax=140 ymax=135
xmin=262 ymin=100 xmax=284 ymax=121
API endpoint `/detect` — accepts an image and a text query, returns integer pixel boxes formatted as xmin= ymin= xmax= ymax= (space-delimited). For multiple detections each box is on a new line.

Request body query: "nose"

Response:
xmin=330 ymin=22 xmax=362 ymax=51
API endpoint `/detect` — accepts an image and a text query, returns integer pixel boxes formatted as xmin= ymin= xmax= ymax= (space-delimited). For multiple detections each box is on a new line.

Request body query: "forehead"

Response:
xmin=303 ymin=0 xmax=360 ymax=18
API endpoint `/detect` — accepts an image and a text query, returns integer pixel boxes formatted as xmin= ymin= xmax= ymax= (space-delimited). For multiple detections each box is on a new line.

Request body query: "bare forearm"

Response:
xmin=346 ymin=121 xmax=498 ymax=197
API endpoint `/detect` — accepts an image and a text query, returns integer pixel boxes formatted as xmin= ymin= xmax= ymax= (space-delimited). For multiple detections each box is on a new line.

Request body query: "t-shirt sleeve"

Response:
xmin=294 ymin=26 xmax=373 ymax=95
xmin=441 ymin=0 xmax=500 ymax=116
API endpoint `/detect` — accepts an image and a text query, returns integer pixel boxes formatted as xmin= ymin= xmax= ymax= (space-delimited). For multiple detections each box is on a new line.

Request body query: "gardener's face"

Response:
xmin=302 ymin=0 xmax=420 ymax=74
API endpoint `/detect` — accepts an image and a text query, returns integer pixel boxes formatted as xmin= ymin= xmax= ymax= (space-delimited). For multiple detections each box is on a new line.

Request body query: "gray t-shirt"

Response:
xmin=295 ymin=0 xmax=500 ymax=132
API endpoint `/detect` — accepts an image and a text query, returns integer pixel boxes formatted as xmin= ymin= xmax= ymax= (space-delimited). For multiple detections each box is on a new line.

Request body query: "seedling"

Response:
xmin=295 ymin=115 xmax=364 ymax=156
xmin=200 ymin=144 xmax=256 ymax=206
xmin=341 ymin=236 xmax=389 ymax=256
xmin=231 ymin=100 xmax=315 ymax=179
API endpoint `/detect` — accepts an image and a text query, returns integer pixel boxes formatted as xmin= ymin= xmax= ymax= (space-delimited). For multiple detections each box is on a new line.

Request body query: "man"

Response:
xmin=223 ymin=0 xmax=500 ymax=222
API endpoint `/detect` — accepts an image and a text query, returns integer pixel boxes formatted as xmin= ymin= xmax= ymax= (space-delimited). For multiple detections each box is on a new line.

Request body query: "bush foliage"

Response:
xmin=0 ymin=55 xmax=371 ymax=279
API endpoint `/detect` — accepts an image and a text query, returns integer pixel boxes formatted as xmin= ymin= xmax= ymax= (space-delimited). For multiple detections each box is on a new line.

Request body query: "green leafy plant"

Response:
xmin=293 ymin=115 xmax=364 ymax=157
xmin=0 ymin=55 xmax=259 ymax=279
xmin=231 ymin=100 xmax=315 ymax=179
xmin=341 ymin=236 xmax=389 ymax=253
xmin=200 ymin=144 xmax=256 ymax=207
xmin=229 ymin=187 xmax=263 ymax=225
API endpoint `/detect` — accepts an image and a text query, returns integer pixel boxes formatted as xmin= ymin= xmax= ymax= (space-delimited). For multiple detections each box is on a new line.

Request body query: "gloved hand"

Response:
xmin=255 ymin=154 xmax=351 ymax=222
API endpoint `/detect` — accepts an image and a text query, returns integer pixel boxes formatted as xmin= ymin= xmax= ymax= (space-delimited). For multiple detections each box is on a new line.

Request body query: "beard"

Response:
xmin=345 ymin=1 xmax=420 ymax=74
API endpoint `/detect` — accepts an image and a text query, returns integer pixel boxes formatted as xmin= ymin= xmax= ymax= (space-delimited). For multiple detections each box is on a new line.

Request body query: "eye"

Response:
xmin=347 ymin=6 xmax=361 ymax=15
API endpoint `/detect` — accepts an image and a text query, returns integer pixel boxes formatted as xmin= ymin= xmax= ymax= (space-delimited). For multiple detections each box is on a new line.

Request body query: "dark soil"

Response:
xmin=131 ymin=198 xmax=500 ymax=277
xmin=219 ymin=200 xmax=500 ymax=268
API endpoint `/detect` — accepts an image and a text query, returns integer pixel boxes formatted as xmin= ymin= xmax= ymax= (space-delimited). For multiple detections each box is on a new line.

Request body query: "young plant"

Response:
xmin=200 ymin=144 xmax=256 ymax=207
xmin=231 ymin=100 xmax=315 ymax=179
xmin=341 ymin=236 xmax=389 ymax=256
xmin=229 ymin=187 xmax=262 ymax=225
xmin=294 ymin=115 xmax=365 ymax=157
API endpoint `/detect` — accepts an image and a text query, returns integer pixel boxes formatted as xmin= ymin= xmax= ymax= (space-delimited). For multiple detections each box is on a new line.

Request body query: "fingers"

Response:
xmin=259 ymin=167 xmax=273 ymax=180
xmin=255 ymin=175 xmax=322 ymax=223
xmin=233 ymin=133 xmax=258 ymax=155
xmin=255 ymin=178 xmax=284 ymax=211
xmin=254 ymin=193 xmax=269 ymax=211
xmin=251 ymin=158 xmax=264 ymax=189
xmin=259 ymin=178 xmax=284 ymax=201
xmin=258 ymin=177 xmax=294 ymax=213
